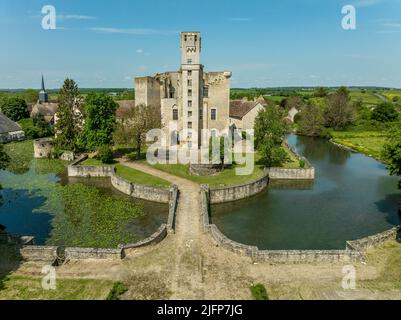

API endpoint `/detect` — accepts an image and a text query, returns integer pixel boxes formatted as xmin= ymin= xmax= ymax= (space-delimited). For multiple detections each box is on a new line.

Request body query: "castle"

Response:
xmin=135 ymin=32 xmax=233 ymax=149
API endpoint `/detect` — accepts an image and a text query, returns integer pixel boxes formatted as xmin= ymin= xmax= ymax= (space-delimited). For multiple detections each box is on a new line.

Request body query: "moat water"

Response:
xmin=212 ymin=135 xmax=401 ymax=250
xmin=0 ymin=160 xmax=168 ymax=247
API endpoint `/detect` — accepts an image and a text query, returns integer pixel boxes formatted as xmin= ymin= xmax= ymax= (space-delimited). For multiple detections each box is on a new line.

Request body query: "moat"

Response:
xmin=212 ymin=135 xmax=401 ymax=250
xmin=0 ymin=152 xmax=168 ymax=247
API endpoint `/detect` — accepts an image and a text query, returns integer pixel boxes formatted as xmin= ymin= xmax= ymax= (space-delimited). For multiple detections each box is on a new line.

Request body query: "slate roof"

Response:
xmin=0 ymin=112 xmax=22 ymax=134
xmin=229 ymin=98 xmax=267 ymax=119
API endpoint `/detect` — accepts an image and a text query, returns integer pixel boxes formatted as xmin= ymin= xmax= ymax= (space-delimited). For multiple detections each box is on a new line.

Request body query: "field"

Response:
xmin=330 ymin=131 xmax=388 ymax=161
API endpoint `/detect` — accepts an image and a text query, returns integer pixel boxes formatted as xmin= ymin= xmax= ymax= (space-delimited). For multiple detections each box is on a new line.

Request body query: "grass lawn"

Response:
xmin=0 ymin=275 xmax=114 ymax=300
xmin=360 ymin=241 xmax=401 ymax=290
xmin=330 ymin=131 xmax=388 ymax=161
xmin=145 ymin=161 xmax=265 ymax=188
xmin=80 ymin=158 xmax=170 ymax=187
xmin=140 ymin=146 xmax=300 ymax=188
xmin=114 ymin=163 xmax=170 ymax=187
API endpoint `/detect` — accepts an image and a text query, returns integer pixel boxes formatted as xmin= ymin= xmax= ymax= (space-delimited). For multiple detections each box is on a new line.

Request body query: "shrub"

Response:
xmin=127 ymin=152 xmax=137 ymax=162
xmin=106 ymin=282 xmax=128 ymax=300
xmin=371 ymin=102 xmax=398 ymax=122
xmin=250 ymin=283 xmax=269 ymax=300
xmin=299 ymin=159 xmax=306 ymax=168
xmin=97 ymin=145 xmax=114 ymax=164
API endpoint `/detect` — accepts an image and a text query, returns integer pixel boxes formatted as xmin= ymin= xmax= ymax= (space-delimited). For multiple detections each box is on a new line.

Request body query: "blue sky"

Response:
xmin=1 ymin=0 xmax=401 ymax=89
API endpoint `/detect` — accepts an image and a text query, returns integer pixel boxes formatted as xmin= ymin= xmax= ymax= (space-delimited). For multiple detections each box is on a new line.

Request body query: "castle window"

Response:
xmin=187 ymin=59 xmax=192 ymax=64
xmin=188 ymin=100 xmax=192 ymax=107
xmin=188 ymin=70 xmax=192 ymax=77
xmin=188 ymin=80 xmax=192 ymax=87
xmin=195 ymin=35 xmax=198 ymax=42
xmin=188 ymin=122 xmax=192 ymax=129
xmin=203 ymin=86 xmax=209 ymax=98
xmin=211 ymin=109 xmax=217 ymax=121
xmin=184 ymin=35 xmax=187 ymax=41
xmin=173 ymin=109 xmax=178 ymax=121
xmin=188 ymin=111 xmax=192 ymax=118
xmin=188 ymin=90 xmax=192 ymax=97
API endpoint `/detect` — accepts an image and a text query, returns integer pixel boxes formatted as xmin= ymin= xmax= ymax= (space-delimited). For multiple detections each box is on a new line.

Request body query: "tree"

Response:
xmin=382 ymin=127 xmax=401 ymax=189
xmin=22 ymin=89 xmax=39 ymax=103
xmin=371 ymin=102 xmax=398 ymax=122
xmin=54 ymin=79 xmax=83 ymax=152
xmin=297 ymin=102 xmax=325 ymax=137
xmin=0 ymin=96 xmax=29 ymax=121
xmin=79 ymin=93 xmax=118 ymax=150
xmin=280 ymin=96 xmax=305 ymax=111
xmin=254 ymin=105 xmax=290 ymax=167
xmin=313 ymin=87 xmax=329 ymax=98
xmin=113 ymin=104 xmax=161 ymax=159
xmin=324 ymin=89 xmax=356 ymax=129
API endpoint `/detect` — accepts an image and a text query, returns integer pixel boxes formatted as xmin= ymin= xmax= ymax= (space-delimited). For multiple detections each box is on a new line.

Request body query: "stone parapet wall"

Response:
xmin=68 ymin=160 xmax=170 ymax=203
xmin=254 ymin=250 xmax=361 ymax=263
xmin=64 ymin=247 xmax=124 ymax=260
xmin=201 ymin=187 xmax=399 ymax=263
xmin=122 ymin=224 xmax=167 ymax=250
xmin=167 ymin=186 xmax=178 ymax=233
xmin=20 ymin=246 xmax=58 ymax=262
xmin=346 ymin=227 xmax=400 ymax=252
xmin=209 ymin=172 xmax=269 ymax=204
xmin=267 ymin=167 xmax=315 ymax=180
xmin=14 ymin=160 xmax=180 ymax=262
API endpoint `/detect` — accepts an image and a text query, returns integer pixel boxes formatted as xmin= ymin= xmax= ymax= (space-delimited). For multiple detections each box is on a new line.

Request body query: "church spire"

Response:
xmin=41 ymin=75 xmax=45 ymax=91
xmin=39 ymin=75 xmax=48 ymax=103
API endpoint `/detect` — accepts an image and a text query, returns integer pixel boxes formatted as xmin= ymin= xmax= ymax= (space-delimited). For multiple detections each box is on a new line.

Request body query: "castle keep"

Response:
xmin=135 ymin=32 xmax=232 ymax=149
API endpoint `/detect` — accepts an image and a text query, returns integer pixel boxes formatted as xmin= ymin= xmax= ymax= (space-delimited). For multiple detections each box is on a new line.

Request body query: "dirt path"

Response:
xmin=118 ymin=160 xmax=204 ymax=299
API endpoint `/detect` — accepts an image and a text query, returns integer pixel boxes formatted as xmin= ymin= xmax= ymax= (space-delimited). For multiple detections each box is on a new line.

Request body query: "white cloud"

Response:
xmin=124 ymin=76 xmax=132 ymax=81
xmin=136 ymin=49 xmax=144 ymax=54
xmin=58 ymin=14 xmax=96 ymax=20
xmin=381 ymin=23 xmax=401 ymax=27
xmin=90 ymin=28 xmax=179 ymax=35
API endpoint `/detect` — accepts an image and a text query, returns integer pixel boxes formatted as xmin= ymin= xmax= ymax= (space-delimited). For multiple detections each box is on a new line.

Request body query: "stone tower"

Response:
xmin=39 ymin=75 xmax=48 ymax=103
xmin=180 ymin=32 xmax=203 ymax=148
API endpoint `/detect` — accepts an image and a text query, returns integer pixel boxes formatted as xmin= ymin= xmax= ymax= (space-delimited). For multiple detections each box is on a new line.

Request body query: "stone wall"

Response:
xmin=19 ymin=246 xmax=58 ymax=262
xmin=68 ymin=159 xmax=170 ymax=203
xmin=64 ymin=247 xmax=124 ymax=260
xmin=122 ymin=224 xmax=167 ymax=250
xmin=14 ymin=159 xmax=180 ymax=262
xmin=167 ymin=186 xmax=178 ymax=233
xmin=346 ymin=227 xmax=400 ymax=252
xmin=267 ymin=167 xmax=315 ymax=180
xmin=209 ymin=172 xmax=269 ymax=204
xmin=201 ymin=187 xmax=399 ymax=263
